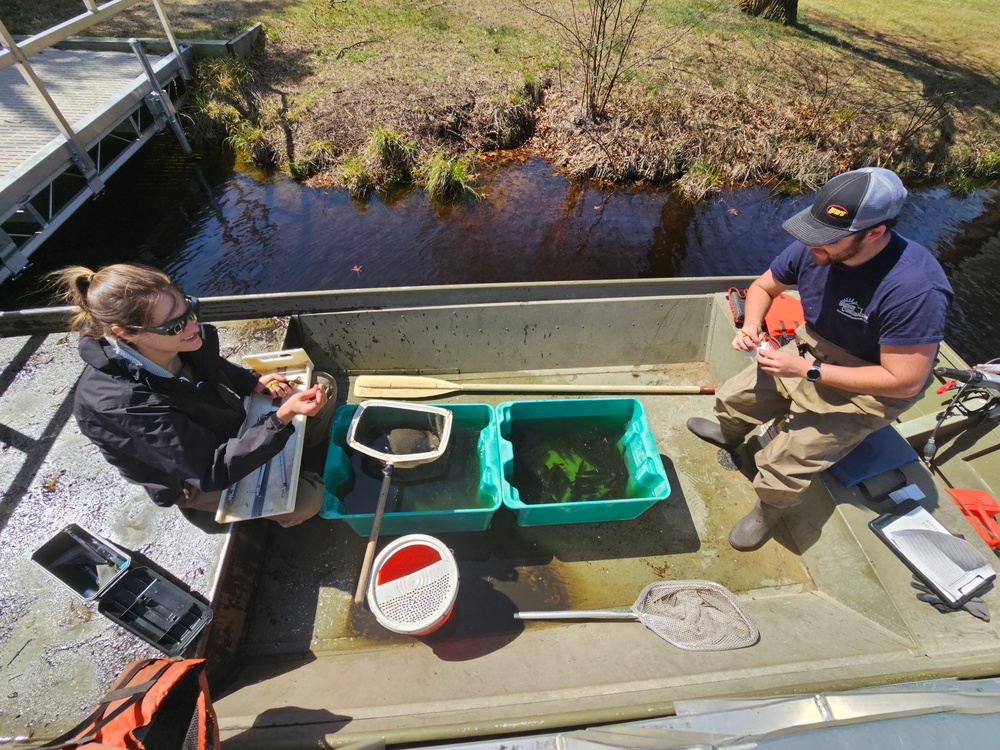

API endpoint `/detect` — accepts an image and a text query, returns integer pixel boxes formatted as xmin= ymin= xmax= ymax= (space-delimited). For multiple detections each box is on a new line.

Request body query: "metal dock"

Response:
xmin=0 ymin=0 xmax=193 ymax=285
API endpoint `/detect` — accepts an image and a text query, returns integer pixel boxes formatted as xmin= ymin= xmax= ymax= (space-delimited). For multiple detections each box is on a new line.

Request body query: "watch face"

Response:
xmin=807 ymin=364 xmax=821 ymax=382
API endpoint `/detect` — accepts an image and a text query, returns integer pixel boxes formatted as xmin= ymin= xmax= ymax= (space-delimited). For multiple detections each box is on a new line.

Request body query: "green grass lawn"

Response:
xmin=802 ymin=0 xmax=999 ymax=70
xmin=3 ymin=0 xmax=998 ymax=196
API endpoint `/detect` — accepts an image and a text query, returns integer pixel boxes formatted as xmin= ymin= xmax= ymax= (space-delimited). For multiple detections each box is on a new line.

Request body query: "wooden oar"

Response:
xmin=354 ymin=375 xmax=716 ymax=399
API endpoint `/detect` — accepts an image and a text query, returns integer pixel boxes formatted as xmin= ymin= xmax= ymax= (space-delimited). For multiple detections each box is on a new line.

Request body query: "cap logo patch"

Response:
xmin=826 ymin=204 xmax=849 ymax=219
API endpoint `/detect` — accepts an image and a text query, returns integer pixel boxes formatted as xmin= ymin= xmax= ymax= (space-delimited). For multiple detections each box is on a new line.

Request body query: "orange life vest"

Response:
xmin=764 ymin=293 xmax=805 ymax=342
xmin=728 ymin=287 xmax=805 ymax=347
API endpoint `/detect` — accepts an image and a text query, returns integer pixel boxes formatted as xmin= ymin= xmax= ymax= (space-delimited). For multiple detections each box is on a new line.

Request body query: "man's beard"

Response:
xmin=810 ymin=234 xmax=866 ymax=266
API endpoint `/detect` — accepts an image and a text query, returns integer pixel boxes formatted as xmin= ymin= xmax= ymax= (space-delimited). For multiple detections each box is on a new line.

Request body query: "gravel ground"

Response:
xmin=0 ymin=318 xmax=287 ymax=741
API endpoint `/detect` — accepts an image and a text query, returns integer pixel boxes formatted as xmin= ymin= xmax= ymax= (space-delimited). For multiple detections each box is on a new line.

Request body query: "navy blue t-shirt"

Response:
xmin=769 ymin=233 xmax=953 ymax=364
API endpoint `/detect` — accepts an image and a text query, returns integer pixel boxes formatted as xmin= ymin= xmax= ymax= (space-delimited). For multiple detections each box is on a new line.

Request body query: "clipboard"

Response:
xmin=215 ymin=348 xmax=314 ymax=523
xmin=870 ymin=502 xmax=995 ymax=606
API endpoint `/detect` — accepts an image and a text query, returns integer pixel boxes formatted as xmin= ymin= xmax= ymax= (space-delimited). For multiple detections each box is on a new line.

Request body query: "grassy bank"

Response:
xmin=5 ymin=0 xmax=999 ymax=199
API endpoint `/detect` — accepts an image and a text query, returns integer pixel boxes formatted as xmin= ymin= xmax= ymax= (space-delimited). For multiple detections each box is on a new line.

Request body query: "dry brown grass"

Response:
xmin=527 ymin=4 xmax=999 ymax=197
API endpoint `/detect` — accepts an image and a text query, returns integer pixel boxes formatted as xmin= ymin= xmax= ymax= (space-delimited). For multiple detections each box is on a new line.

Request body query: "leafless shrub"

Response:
xmin=516 ymin=0 xmax=709 ymax=120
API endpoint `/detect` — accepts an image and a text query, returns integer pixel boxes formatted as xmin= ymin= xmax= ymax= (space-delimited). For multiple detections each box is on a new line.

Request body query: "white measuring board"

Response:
xmin=216 ymin=348 xmax=314 ymax=523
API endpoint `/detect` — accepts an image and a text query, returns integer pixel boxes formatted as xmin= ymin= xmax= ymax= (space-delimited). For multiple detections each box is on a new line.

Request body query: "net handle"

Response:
xmin=514 ymin=609 xmax=635 ymax=620
xmin=354 ymin=464 xmax=394 ymax=604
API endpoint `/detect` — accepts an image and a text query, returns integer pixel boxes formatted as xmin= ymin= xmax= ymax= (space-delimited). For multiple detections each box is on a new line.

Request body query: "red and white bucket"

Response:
xmin=367 ymin=534 xmax=459 ymax=636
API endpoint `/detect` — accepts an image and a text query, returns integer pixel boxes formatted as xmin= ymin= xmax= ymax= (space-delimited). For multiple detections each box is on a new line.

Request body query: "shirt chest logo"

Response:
xmin=837 ymin=297 xmax=868 ymax=322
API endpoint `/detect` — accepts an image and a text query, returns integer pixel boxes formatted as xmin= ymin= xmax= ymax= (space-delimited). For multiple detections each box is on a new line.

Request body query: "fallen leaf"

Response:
xmin=42 ymin=469 xmax=66 ymax=494
xmin=728 ymin=207 xmax=740 ymax=216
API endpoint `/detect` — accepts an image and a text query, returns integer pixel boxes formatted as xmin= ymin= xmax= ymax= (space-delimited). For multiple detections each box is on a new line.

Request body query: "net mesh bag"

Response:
xmin=349 ymin=403 xmax=448 ymax=456
xmin=347 ymin=401 xmax=452 ymax=474
xmin=632 ymin=580 xmax=759 ymax=651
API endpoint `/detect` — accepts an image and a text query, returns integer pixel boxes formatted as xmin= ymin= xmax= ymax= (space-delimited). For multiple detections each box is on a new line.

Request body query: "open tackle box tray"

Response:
xmin=216 ymin=348 xmax=314 ymax=523
xmin=31 ymin=524 xmax=213 ymax=656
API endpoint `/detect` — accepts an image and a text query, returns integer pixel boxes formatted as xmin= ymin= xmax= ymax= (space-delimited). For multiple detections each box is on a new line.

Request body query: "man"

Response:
xmin=687 ymin=167 xmax=952 ymax=551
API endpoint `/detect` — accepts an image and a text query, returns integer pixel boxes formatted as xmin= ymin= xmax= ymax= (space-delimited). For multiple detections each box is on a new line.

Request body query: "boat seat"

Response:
xmin=827 ymin=425 xmax=920 ymax=489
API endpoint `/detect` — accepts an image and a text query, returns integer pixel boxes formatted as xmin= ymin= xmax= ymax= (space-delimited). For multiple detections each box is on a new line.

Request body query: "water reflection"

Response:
xmin=5 ymin=135 xmax=999 ymax=364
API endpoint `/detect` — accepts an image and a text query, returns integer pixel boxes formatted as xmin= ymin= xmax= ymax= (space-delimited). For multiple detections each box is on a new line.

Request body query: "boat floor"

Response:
xmin=213 ymin=365 xmax=1000 ymax=746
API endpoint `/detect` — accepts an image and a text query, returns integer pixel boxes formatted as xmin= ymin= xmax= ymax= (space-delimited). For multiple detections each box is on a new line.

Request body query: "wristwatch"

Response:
xmin=806 ymin=361 xmax=822 ymax=382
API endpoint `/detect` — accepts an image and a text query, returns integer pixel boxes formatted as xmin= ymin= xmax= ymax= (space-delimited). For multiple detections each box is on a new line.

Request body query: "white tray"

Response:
xmin=215 ymin=348 xmax=314 ymax=523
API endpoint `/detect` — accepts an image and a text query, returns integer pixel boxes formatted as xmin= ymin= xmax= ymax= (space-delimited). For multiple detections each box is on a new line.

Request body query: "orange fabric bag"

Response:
xmin=38 ymin=658 xmax=219 ymax=750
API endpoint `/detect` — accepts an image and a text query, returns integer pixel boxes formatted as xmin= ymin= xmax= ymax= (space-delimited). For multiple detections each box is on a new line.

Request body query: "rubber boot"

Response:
xmin=686 ymin=417 xmax=747 ymax=450
xmin=728 ymin=501 xmax=785 ymax=551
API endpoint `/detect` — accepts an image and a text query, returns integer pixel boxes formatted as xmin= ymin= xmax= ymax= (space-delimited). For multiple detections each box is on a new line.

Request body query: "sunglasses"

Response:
xmin=131 ymin=296 xmax=200 ymax=336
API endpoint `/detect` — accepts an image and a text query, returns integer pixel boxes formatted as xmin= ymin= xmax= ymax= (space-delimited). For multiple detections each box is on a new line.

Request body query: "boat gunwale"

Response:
xmin=0 ymin=277 xmax=757 ymax=338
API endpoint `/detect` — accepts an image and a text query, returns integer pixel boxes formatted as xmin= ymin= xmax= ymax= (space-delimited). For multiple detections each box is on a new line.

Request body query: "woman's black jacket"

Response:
xmin=73 ymin=325 xmax=294 ymax=506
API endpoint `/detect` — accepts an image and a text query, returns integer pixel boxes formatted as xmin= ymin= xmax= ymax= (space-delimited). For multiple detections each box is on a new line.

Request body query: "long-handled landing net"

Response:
xmin=347 ymin=400 xmax=454 ymax=604
xmin=515 ymin=580 xmax=759 ymax=651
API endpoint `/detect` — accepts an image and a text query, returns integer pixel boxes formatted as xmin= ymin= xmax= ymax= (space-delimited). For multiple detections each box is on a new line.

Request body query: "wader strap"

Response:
xmin=794 ymin=324 xmax=880 ymax=368
xmin=790 ymin=323 xmax=921 ymax=417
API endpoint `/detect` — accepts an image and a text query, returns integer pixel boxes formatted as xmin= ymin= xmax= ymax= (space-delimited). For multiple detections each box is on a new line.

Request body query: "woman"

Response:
xmin=50 ymin=263 xmax=334 ymax=527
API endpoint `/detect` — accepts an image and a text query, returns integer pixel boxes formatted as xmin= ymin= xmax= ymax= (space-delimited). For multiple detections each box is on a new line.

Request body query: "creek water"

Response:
xmin=5 ymin=134 xmax=1000 ymax=365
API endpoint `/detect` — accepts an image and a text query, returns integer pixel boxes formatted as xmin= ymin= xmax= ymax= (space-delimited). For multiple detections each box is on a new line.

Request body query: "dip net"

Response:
xmin=516 ymin=579 xmax=759 ymax=651
xmin=631 ymin=580 xmax=759 ymax=651
xmin=347 ymin=400 xmax=453 ymax=478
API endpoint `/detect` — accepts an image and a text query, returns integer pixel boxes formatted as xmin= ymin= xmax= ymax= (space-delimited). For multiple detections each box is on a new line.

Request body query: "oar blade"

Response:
xmin=353 ymin=375 xmax=459 ymax=399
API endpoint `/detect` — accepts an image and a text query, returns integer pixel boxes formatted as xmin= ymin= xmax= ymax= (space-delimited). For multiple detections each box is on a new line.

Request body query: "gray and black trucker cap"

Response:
xmin=781 ymin=167 xmax=907 ymax=246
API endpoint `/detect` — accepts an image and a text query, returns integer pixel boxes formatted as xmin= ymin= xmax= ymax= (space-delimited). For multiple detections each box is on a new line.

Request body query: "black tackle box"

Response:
xmin=32 ymin=524 xmax=213 ymax=656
